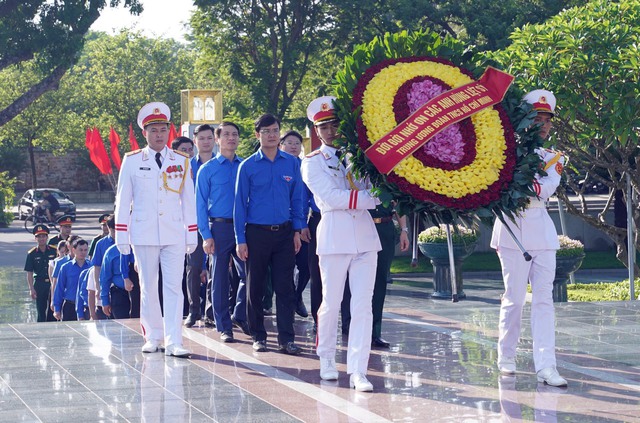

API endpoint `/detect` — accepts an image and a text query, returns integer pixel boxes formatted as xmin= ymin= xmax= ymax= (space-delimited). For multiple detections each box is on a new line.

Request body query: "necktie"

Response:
xmin=335 ymin=150 xmax=347 ymax=168
xmin=155 ymin=152 xmax=162 ymax=169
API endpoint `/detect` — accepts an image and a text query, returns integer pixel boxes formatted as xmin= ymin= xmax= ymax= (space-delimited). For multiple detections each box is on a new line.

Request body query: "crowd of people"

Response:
xmin=23 ymin=88 xmax=568 ymax=391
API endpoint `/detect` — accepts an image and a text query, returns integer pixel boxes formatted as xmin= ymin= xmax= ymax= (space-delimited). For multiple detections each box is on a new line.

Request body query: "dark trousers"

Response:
xmin=94 ymin=306 xmax=108 ymax=320
xmin=62 ymin=300 xmax=77 ymax=321
xmin=34 ymin=279 xmax=51 ymax=323
xmin=295 ymin=240 xmax=310 ymax=304
xmin=372 ymin=221 xmax=396 ymax=338
xmin=245 ymin=224 xmax=296 ymax=344
xmin=110 ymin=286 xmax=132 ymax=319
xmin=186 ymin=233 xmax=205 ymax=319
xmin=308 ymin=212 xmax=350 ymax=326
xmin=308 ymin=212 xmax=322 ymax=323
xmin=210 ymin=221 xmax=246 ymax=332
xmin=128 ymin=264 xmax=141 ymax=318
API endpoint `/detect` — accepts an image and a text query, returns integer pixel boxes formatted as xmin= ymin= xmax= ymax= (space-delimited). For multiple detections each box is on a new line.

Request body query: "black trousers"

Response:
xmin=245 ymin=224 xmax=296 ymax=344
xmin=308 ymin=212 xmax=350 ymax=327
xmin=186 ymin=233 xmax=205 ymax=319
xmin=62 ymin=300 xmax=77 ymax=321
xmin=33 ymin=279 xmax=50 ymax=323
xmin=110 ymin=286 xmax=132 ymax=319
xmin=128 ymin=263 xmax=141 ymax=318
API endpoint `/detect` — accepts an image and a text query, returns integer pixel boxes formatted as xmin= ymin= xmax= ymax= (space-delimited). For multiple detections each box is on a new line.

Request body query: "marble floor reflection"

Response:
xmin=1 ymin=277 xmax=639 ymax=422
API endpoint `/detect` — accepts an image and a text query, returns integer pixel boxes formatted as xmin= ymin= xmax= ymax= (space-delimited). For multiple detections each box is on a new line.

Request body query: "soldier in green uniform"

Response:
xmin=88 ymin=213 xmax=110 ymax=259
xmin=48 ymin=215 xmax=73 ymax=249
xmin=369 ymin=203 xmax=409 ymax=348
xmin=25 ymin=224 xmax=58 ymax=322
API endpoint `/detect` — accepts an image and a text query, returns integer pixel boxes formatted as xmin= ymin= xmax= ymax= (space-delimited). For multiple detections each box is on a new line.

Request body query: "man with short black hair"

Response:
xmin=171 ymin=136 xmax=195 ymax=158
xmin=89 ymin=214 xmax=111 ymax=259
xmin=24 ymin=224 xmax=57 ymax=322
xmin=197 ymin=121 xmax=248 ymax=343
xmin=53 ymin=239 xmax=91 ymax=321
xmin=115 ymin=102 xmax=197 ymax=357
xmin=234 ymin=113 xmax=305 ymax=354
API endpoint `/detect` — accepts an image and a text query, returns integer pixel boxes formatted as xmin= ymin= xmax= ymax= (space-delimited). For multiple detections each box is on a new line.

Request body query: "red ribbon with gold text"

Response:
xmin=365 ymin=67 xmax=515 ymax=174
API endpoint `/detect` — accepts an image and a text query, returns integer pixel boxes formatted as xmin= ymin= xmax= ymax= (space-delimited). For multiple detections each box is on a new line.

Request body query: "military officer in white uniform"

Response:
xmin=491 ymin=89 xmax=568 ymax=386
xmin=115 ymin=102 xmax=198 ymax=357
xmin=301 ymin=96 xmax=382 ymax=392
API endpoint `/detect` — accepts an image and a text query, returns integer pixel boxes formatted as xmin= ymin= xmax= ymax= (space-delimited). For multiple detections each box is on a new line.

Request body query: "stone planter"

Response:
xmin=418 ymin=241 xmax=477 ymax=299
xmin=553 ymin=254 xmax=585 ymax=302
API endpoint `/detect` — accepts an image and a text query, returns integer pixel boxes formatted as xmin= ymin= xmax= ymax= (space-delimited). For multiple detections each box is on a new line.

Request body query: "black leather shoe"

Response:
xmin=204 ymin=318 xmax=215 ymax=328
xmin=221 ymin=331 xmax=234 ymax=343
xmin=372 ymin=337 xmax=391 ymax=348
xmin=253 ymin=340 xmax=267 ymax=352
xmin=183 ymin=317 xmax=197 ymax=328
xmin=278 ymin=341 xmax=302 ymax=355
xmin=295 ymin=299 xmax=309 ymax=318
xmin=231 ymin=316 xmax=251 ymax=335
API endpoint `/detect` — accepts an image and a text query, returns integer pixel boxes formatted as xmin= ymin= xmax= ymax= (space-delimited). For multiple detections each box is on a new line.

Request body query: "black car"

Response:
xmin=17 ymin=188 xmax=77 ymax=221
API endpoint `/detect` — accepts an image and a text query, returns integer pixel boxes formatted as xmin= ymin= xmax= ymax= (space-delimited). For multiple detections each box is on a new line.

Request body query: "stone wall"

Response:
xmin=15 ymin=149 xmax=111 ymax=193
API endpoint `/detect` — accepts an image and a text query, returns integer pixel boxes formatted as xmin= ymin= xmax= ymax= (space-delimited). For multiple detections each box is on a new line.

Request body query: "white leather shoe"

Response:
xmin=320 ymin=357 xmax=338 ymax=381
xmin=141 ymin=340 xmax=161 ymax=353
xmin=349 ymin=373 xmax=373 ymax=392
xmin=497 ymin=357 xmax=516 ymax=374
xmin=537 ymin=367 xmax=567 ymax=387
xmin=165 ymin=344 xmax=191 ymax=358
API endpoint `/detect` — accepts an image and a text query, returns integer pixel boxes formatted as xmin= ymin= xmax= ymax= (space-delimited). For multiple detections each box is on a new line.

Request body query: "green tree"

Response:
xmin=0 ymin=30 xmax=204 ymax=189
xmin=493 ymin=0 xmax=640 ymax=270
xmin=190 ymin=0 xmax=583 ymax=126
xmin=0 ymin=0 xmax=142 ymax=127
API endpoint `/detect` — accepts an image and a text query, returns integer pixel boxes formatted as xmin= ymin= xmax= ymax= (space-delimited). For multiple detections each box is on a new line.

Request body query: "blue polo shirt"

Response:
xmin=190 ymin=154 xmax=209 ymax=187
xmin=92 ymin=235 xmax=115 ymax=267
xmin=233 ymin=149 xmax=305 ymax=244
xmin=196 ymin=153 xmax=242 ymax=240
xmin=54 ymin=258 xmax=92 ymax=312
xmin=99 ymin=245 xmax=135 ymax=306
xmin=52 ymin=255 xmax=71 ymax=279
xmin=75 ymin=267 xmax=92 ymax=318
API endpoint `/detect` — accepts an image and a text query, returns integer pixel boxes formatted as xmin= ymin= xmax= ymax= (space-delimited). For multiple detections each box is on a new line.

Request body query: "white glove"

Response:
xmin=117 ymin=244 xmax=131 ymax=255
xmin=186 ymin=244 xmax=197 ymax=254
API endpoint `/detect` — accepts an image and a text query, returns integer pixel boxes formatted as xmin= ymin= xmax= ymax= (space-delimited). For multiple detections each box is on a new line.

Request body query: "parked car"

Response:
xmin=17 ymin=188 xmax=77 ymax=221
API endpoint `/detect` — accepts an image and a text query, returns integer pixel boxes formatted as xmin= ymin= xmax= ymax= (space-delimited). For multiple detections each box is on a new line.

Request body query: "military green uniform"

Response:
xmin=24 ymin=245 xmax=57 ymax=322
xmin=48 ymin=235 xmax=63 ymax=249
xmin=369 ymin=204 xmax=396 ymax=339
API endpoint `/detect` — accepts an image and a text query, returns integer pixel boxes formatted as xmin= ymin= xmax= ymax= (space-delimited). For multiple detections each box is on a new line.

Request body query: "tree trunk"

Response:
xmin=28 ymin=137 xmax=37 ymax=189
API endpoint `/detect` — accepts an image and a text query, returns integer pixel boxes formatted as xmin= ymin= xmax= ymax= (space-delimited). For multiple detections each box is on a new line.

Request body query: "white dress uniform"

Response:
xmin=491 ymin=147 xmax=565 ymax=372
xmin=115 ymin=145 xmax=197 ymax=347
xmin=301 ymin=143 xmax=382 ymax=375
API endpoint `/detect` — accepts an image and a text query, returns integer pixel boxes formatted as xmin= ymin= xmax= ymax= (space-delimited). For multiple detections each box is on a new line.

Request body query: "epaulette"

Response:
xmin=305 ymin=150 xmax=322 ymax=158
xmin=28 ymin=246 xmax=37 ymax=253
xmin=174 ymin=150 xmax=190 ymax=158
xmin=125 ymin=149 xmax=142 ymax=156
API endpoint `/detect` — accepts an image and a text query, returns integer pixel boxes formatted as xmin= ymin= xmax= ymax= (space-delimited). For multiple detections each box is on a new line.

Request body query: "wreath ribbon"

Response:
xmin=364 ymin=67 xmax=514 ymax=174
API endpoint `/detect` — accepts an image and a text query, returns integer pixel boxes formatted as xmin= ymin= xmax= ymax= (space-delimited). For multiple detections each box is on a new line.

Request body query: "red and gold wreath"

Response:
xmin=354 ymin=57 xmax=516 ymax=210
xmin=333 ymin=31 xmax=540 ymax=221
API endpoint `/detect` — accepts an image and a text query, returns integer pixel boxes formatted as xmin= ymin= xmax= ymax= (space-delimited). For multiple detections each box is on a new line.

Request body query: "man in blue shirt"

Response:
xmin=53 ymin=239 xmax=91 ymax=321
xmin=185 ymin=124 xmax=216 ymax=328
xmin=91 ymin=215 xmax=115 ymax=320
xmin=196 ymin=121 xmax=248 ymax=343
xmin=100 ymin=244 xmax=136 ymax=319
xmin=234 ymin=113 xmax=305 ymax=354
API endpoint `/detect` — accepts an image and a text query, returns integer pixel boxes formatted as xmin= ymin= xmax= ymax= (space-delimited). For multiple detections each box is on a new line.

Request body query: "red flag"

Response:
xmin=167 ymin=122 xmax=179 ymax=147
xmin=129 ymin=123 xmax=140 ymax=151
xmin=85 ymin=128 xmax=92 ymax=149
xmin=108 ymin=127 xmax=122 ymax=170
xmin=90 ymin=127 xmax=113 ymax=175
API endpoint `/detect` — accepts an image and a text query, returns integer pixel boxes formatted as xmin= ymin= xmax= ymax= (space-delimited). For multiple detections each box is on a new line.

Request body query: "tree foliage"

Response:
xmin=0 ymin=30 xmax=203 ymax=188
xmin=0 ymin=0 xmax=142 ymax=127
xmin=189 ymin=0 xmax=585 ymax=134
xmin=493 ymin=0 xmax=640 ymax=270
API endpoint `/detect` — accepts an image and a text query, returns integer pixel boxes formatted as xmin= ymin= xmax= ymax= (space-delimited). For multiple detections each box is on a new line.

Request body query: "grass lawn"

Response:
xmin=391 ymin=250 xmax=625 ymax=274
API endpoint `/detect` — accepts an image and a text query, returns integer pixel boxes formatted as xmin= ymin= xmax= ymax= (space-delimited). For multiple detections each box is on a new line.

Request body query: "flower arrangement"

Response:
xmin=557 ymin=235 xmax=585 ymax=258
xmin=418 ymin=225 xmax=479 ymax=244
xmin=333 ymin=30 xmax=543 ymax=225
